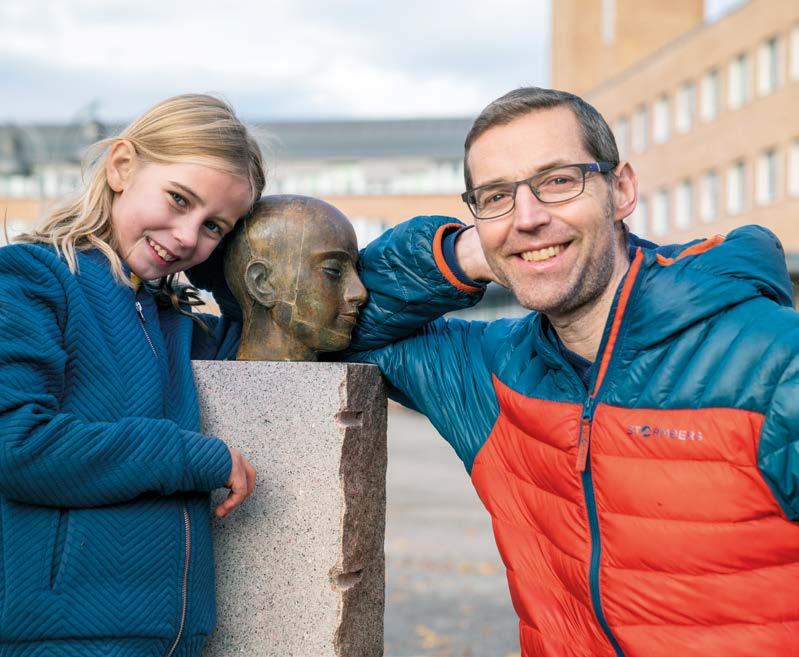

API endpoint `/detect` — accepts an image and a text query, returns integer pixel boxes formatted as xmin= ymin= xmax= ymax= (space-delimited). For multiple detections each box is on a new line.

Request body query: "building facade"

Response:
xmin=553 ymin=0 xmax=799 ymax=298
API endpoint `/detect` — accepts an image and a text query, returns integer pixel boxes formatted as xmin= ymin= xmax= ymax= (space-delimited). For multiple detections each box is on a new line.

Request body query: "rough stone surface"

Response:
xmin=193 ymin=361 xmax=387 ymax=657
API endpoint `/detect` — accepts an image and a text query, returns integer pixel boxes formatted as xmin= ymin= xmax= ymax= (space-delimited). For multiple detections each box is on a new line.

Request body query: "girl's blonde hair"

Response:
xmin=17 ymin=93 xmax=266 ymax=284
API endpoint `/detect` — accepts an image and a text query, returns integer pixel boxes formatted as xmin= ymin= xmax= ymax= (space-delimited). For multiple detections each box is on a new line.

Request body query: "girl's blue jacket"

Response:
xmin=0 ymin=243 xmax=237 ymax=657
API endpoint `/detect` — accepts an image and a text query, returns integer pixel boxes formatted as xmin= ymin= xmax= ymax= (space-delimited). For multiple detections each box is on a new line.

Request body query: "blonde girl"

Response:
xmin=0 ymin=94 xmax=264 ymax=657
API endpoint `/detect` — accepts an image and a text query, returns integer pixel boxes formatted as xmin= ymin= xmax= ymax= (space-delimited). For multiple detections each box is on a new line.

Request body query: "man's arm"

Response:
xmin=346 ymin=215 xmax=491 ymax=353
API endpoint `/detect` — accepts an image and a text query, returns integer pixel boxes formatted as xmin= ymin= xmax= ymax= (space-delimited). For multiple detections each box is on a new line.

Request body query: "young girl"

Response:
xmin=0 ymin=94 xmax=265 ymax=656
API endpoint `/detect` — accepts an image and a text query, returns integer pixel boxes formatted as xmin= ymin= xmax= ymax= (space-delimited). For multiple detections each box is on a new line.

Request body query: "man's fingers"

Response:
xmin=215 ymin=448 xmax=256 ymax=517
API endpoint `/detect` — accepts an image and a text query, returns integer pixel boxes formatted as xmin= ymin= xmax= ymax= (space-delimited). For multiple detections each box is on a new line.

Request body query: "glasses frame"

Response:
xmin=461 ymin=161 xmax=618 ymax=220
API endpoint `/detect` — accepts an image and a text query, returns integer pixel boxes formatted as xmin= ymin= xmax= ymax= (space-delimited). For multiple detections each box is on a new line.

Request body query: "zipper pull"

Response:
xmin=135 ymin=300 xmax=145 ymax=322
xmin=575 ymin=400 xmax=593 ymax=472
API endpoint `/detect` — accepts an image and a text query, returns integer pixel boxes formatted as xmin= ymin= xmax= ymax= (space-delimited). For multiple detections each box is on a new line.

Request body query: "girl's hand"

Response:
xmin=215 ymin=447 xmax=257 ymax=517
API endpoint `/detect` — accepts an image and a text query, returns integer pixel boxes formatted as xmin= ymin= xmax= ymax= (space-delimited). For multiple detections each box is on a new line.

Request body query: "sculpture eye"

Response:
xmin=322 ymin=266 xmax=342 ymax=280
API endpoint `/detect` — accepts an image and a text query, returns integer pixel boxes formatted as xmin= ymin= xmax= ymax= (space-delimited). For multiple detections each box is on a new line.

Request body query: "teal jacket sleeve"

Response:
xmin=343 ymin=215 xmax=501 ymax=470
xmin=0 ymin=247 xmax=231 ymax=507
xmin=345 ymin=215 xmax=486 ymax=353
xmin=758 ymin=326 xmax=799 ymax=521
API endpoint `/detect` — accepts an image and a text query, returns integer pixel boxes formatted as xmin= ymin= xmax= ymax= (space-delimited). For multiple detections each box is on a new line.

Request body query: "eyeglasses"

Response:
xmin=461 ymin=161 xmax=618 ymax=220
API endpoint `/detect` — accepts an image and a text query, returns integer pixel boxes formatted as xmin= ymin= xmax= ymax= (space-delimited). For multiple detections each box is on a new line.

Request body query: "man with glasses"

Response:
xmin=348 ymin=87 xmax=798 ymax=657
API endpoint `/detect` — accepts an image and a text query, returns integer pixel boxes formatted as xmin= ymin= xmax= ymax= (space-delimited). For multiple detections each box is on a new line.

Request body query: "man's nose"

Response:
xmin=512 ymin=183 xmax=552 ymax=231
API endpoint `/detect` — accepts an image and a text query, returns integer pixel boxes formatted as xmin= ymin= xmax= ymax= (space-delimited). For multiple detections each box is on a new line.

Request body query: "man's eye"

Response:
xmin=170 ymin=191 xmax=187 ymax=207
xmin=322 ymin=266 xmax=342 ymax=280
xmin=478 ymin=190 xmax=511 ymax=207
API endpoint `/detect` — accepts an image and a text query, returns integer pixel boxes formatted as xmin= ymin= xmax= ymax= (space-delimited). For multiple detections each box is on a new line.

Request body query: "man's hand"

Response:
xmin=455 ymin=225 xmax=496 ymax=283
xmin=215 ymin=447 xmax=257 ymax=518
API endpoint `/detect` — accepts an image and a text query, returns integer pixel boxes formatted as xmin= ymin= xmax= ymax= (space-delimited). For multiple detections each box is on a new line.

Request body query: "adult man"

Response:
xmin=348 ymin=88 xmax=799 ymax=657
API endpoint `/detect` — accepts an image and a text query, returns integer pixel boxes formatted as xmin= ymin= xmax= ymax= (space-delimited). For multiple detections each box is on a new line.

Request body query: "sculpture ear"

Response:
xmin=244 ymin=260 xmax=276 ymax=309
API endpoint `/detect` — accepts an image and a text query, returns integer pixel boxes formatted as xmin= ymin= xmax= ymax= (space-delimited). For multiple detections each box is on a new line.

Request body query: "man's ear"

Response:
xmin=612 ymin=161 xmax=638 ymax=223
xmin=106 ymin=140 xmax=137 ymax=193
xmin=244 ymin=259 xmax=276 ymax=308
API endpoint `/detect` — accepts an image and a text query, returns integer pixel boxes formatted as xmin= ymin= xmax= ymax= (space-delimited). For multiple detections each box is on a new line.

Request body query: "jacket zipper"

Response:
xmin=134 ymin=295 xmax=192 ymax=656
xmin=573 ymin=249 xmax=645 ymax=657
xmin=135 ymin=300 xmax=159 ymax=360
xmin=165 ymin=504 xmax=191 ymax=657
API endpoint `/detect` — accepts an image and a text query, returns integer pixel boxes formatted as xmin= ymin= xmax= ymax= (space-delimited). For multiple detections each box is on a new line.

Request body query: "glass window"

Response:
xmin=757 ymin=37 xmax=779 ymax=96
xmin=676 ymin=82 xmax=695 ymax=134
xmin=700 ymin=170 xmax=720 ymax=223
xmin=652 ymin=95 xmax=670 ymax=144
xmin=601 ymin=0 xmax=616 ymax=46
xmin=675 ymin=180 xmax=693 ymax=229
xmin=614 ymin=117 xmax=629 ymax=159
xmin=628 ymin=195 xmax=648 ymax=237
xmin=790 ymin=140 xmax=799 ymax=197
xmin=700 ymin=69 xmax=721 ymax=122
xmin=652 ymin=190 xmax=670 ymax=236
xmin=632 ymin=105 xmax=648 ymax=153
xmin=755 ymin=149 xmax=778 ymax=206
xmin=728 ymin=53 xmax=750 ymax=110
xmin=726 ymin=160 xmax=746 ymax=215
xmin=790 ymin=25 xmax=799 ymax=81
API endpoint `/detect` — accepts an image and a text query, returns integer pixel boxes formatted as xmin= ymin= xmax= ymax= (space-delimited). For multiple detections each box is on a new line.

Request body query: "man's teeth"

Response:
xmin=520 ymin=244 xmax=565 ymax=262
xmin=147 ymin=237 xmax=177 ymax=262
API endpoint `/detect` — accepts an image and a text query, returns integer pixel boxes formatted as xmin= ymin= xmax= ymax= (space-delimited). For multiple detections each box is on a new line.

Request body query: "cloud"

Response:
xmin=0 ymin=0 xmax=551 ymax=122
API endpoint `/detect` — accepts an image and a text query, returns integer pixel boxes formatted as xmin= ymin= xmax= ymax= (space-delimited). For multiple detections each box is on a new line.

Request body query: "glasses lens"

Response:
xmin=472 ymin=183 xmax=516 ymax=219
xmin=534 ymin=166 xmax=585 ymax=203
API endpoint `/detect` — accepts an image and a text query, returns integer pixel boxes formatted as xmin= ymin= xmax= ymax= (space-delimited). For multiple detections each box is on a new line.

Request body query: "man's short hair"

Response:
xmin=463 ymin=87 xmax=620 ymax=190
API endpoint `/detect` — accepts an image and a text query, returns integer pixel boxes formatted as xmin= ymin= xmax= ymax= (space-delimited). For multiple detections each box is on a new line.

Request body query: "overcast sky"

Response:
xmin=1 ymin=0 xmax=745 ymax=123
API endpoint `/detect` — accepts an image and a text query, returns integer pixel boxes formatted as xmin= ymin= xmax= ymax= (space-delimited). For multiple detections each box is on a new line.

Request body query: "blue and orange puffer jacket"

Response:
xmin=348 ymin=216 xmax=799 ymax=657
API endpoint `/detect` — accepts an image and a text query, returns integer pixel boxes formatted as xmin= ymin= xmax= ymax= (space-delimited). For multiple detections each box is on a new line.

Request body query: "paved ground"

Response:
xmin=384 ymin=407 xmax=519 ymax=657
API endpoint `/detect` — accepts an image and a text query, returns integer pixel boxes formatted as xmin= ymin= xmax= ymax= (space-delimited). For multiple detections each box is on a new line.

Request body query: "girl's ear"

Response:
xmin=244 ymin=259 xmax=276 ymax=308
xmin=106 ymin=140 xmax=137 ymax=193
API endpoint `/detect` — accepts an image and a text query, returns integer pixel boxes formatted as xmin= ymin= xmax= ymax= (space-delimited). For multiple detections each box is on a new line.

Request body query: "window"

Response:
xmin=653 ymin=95 xmax=670 ymax=144
xmin=601 ymin=0 xmax=616 ymax=46
xmin=675 ymin=180 xmax=693 ymax=229
xmin=675 ymin=82 xmax=695 ymax=133
xmin=652 ymin=189 xmax=670 ymax=236
xmin=632 ymin=105 xmax=648 ymax=153
xmin=700 ymin=69 xmax=720 ymax=122
xmin=628 ymin=196 xmax=648 ymax=237
xmin=755 ymin=149 xmax=778 ymax=206
xmin=614 ymin=117 xmax=630 ymax=159
xmin=700 ymin=170 xmax=720 ymax=223
xmin=790 ymin=25 xmax=799 ymax=81
xmin=757 ymin=37 xmax=779 ymax=96
xmin=790 ymin=140 xmax=799 ymax=197
xmin=726 ymin=160 xmax=746 ymax=215
xmin=728 ymin=53 xmax=750 ymax=109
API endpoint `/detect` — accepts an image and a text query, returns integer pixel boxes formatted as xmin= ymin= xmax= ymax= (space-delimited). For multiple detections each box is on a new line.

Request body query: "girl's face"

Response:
xmin=109 ymin=157 xmax=252 ymax=280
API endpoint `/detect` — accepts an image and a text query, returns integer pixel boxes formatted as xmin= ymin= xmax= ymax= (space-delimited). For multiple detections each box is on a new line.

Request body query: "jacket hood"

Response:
xmin=623 ymin=225 xmax=793 ymax=350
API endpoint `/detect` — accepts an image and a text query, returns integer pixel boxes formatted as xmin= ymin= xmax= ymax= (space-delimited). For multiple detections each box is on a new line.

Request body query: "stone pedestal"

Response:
xmin=193 ymin=361 xmax=387 ymax=657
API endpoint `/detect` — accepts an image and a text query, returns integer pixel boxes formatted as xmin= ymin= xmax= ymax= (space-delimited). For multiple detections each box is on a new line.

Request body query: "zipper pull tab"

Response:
xmin=135 ymin=300 xmax=145 ymax=322
xmin=575 ymin=400 xmax=594 ymax=472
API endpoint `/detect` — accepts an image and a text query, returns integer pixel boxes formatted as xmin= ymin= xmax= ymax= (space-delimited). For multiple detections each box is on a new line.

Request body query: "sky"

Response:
xmin=0 ymin=0 xmax=746 ymax=124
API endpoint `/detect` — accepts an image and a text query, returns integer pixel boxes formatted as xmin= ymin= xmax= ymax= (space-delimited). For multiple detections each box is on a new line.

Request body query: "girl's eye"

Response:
xmin=170 ymin=191 xmax=187 ymax=207
xmin=204 ymin=220 xmax=222 ymax=235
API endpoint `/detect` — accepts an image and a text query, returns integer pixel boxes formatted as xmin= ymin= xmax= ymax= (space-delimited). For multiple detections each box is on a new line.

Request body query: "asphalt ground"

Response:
xmin=384 ymin=406 xmax=519 ymax=657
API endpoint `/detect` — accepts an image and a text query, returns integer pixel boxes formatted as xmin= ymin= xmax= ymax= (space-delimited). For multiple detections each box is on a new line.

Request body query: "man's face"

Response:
xmin=467 ymin=107 xmax=624 ymax=318
xmin=277 ymin=213 xmax=367 ymax=353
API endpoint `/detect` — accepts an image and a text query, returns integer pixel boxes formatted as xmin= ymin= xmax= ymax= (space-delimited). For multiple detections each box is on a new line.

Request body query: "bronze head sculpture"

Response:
xmin=224 ymin=195 xmax=368 ymax=361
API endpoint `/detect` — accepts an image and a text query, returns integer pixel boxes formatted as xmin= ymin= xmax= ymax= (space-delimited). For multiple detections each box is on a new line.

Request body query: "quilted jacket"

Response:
xmin=348 ymin=216 xmax=799 ymax=657
xmin=0 ymin=243 xmax=236 ymax=657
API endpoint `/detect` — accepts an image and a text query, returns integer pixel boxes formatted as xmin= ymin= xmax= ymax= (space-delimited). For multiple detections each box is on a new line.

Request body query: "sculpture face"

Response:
xmin=279 ymin=216 xmax=364 ymax=354
xmin=224 ymin=195 xmax=368 ymax=361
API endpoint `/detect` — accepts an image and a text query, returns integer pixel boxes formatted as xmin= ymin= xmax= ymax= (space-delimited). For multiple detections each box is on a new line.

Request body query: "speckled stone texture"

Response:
xmin=193 ymin=361 xmax=387 ymax=657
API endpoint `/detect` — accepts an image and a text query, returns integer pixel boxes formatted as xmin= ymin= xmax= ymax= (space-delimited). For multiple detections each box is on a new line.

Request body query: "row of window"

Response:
xmin=614 ymin=26 xmax=799 ymax=157
xmin=628 ymin=140 xmax=799 ymax=238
